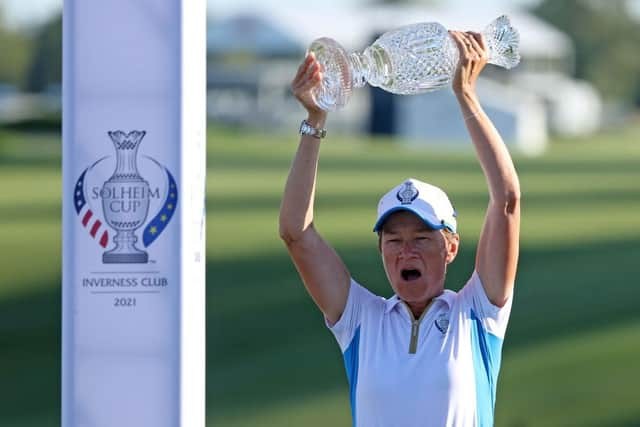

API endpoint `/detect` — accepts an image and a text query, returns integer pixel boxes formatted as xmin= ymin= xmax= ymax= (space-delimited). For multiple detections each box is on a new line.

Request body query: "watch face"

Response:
xmin=299 ymin=120 xmax=324 ymax=138
xmin=300 ymin=121 xmax=312 ymax=135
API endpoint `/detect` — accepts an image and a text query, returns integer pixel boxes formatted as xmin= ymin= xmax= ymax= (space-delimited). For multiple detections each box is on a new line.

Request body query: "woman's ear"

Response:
xmin=445 ymin=233 xmax=460 ymax=264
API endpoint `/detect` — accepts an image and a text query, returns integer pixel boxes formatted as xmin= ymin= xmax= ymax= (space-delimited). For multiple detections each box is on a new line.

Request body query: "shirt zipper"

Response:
xmin=403 ymin=300 xmax=433 ymax=354
xmin=409 ymin=319 xmax=420 ymax=354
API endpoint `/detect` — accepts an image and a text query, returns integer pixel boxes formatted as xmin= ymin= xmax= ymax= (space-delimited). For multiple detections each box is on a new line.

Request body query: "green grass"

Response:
xmin=1 ymin=122 xmax=639 ymax=426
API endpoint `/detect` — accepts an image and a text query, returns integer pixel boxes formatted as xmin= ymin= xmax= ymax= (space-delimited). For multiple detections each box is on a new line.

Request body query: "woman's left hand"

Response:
xmin=449 ymin=31 xmax=488 ymax=98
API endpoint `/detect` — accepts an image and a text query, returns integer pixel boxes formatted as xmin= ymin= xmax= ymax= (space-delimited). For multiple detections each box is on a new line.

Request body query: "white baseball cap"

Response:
xmin=373 ymin=178 xmax=457 ymax=233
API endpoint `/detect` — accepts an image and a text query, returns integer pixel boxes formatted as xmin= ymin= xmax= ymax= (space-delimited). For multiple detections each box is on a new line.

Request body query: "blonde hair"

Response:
xmin=442 ymin=229 xmax=459 ymax=246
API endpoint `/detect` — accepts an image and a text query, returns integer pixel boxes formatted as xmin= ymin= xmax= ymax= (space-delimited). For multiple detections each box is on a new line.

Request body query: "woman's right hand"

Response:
xmin=291 ymin=52 xmax=327 ymax=124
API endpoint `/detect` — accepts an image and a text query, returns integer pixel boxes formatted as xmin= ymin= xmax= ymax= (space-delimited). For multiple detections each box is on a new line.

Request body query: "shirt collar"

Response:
xmin=384 ymin=289 xmax=454 ymax=314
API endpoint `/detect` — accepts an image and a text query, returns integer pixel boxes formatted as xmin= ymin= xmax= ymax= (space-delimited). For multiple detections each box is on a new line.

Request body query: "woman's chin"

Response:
xmin=395 ymin=280 xmax=428 ymax=298
xmin=394 ymin=279 xmax=443 ymax=302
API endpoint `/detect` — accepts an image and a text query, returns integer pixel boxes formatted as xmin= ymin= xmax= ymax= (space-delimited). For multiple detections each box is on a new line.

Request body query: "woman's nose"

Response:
xmin=399 ymin=240 xmax=417 ymax=256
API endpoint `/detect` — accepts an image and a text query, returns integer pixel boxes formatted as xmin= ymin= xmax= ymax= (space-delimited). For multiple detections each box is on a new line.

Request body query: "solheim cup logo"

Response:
xmin=74 ymin=130 xmax=178 ymax=264
xmin=397 ymin=181 xmax=419 ymax=205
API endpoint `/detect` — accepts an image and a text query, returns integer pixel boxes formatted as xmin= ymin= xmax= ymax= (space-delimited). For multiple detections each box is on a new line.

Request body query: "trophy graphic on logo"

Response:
xmin=101 ymin=130 xmax=151 ymax=263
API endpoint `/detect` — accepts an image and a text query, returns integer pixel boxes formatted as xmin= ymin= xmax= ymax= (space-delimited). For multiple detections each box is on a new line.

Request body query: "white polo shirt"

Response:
xmin=326 ymin=271 xmax=512 ymax=427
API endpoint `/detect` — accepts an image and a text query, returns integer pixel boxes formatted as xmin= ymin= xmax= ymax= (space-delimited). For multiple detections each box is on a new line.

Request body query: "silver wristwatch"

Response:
xmin=299 ymin=119 xmax=327 ymax=139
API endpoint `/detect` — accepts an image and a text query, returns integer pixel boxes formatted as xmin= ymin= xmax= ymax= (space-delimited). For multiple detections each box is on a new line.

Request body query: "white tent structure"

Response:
xmin=262 ymin=5 xmax=573 ymax=63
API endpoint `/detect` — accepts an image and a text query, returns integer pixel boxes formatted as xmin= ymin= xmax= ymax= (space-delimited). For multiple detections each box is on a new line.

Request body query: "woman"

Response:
xmin=279 ymin=30 xmax=520 ymax=427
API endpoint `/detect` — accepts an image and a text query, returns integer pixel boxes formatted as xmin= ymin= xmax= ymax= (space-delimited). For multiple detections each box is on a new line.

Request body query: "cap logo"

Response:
xmin=396 ymin=181 xmax=418 ymax=205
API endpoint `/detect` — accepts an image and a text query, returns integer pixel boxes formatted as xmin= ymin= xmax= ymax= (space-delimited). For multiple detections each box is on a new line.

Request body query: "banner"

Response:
xmin=62 ymin=1 xmax=206 ymax=425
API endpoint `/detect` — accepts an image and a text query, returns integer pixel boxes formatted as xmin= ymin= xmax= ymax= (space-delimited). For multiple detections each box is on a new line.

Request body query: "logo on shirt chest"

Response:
xmin=435 ymin=313 xmax=450 ymax=334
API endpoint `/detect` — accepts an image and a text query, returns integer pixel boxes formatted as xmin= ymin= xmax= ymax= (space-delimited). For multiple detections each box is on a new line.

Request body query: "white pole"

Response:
xmin=61 ymin=1 xmax=206 ymax=426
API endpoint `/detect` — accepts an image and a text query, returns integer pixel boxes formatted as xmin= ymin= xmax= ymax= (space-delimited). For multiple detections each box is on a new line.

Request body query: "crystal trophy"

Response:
xmin=309 ymin=15 xmax=520 ymax=111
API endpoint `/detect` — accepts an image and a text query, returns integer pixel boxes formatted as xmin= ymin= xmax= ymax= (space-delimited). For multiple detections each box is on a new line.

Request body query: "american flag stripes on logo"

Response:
xmin=74 ymin=168 xmax=110 ymax=248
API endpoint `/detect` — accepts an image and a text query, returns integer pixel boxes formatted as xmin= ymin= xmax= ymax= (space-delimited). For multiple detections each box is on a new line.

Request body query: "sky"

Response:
xmin=2 ymin=0 xmax=544 ymax=28
xmin=3 ymin=0 xmax=639 ymax=30
xmin=1 ymin=0 xmax=61 ymax=28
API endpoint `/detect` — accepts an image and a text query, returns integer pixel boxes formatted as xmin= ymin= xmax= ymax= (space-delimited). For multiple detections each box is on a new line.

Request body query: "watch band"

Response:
xmin=299 ymin=119 xmax=327 ymax=139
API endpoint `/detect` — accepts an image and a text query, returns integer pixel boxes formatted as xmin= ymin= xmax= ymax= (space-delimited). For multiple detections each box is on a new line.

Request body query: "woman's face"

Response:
xmin=379 ymin=211 xmax=458 ymax=305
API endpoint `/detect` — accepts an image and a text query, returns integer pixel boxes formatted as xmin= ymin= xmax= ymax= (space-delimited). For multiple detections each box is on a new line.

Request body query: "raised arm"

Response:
xmin=450 ymin=31 xmax=521 ymax=307
xmin=279 ymin=53 xmax=350 ymax=324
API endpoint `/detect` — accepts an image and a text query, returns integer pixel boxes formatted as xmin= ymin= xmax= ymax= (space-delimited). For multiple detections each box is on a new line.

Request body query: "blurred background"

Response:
xmin=1 ymin=0 xmax=639 ymax=426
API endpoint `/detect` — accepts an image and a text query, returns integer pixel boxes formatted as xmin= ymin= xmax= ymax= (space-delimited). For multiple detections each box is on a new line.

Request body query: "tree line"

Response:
xmin=1 ymin=1 xmax=640 ymax=107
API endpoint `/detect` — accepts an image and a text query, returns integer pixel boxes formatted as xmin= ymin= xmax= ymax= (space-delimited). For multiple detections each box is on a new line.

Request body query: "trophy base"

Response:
xmin=103 ymin=252 xmax=148 ymax=264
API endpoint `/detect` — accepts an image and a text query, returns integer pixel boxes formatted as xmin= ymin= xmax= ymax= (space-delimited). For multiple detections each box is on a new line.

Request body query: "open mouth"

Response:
xmin=401 ymin=269 xmax=422 ymax=282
